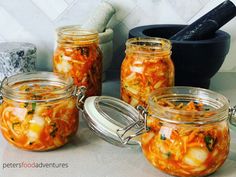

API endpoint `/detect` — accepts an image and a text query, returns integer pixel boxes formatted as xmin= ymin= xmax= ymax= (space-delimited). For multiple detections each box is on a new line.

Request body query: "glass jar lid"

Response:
xmin=83 ymin=96 xmax=145 ymax=147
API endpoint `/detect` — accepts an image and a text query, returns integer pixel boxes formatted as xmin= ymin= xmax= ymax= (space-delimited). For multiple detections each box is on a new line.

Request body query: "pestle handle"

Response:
xmin=170 ymin=0 xmax=236 ymax=41
xmin=82 ymin=1 xmax=115 ymax=33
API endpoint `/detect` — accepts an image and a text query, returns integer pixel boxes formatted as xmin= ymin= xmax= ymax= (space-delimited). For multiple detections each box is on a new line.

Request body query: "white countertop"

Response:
xmin=0 ymin=72 xmax=236 ymax=177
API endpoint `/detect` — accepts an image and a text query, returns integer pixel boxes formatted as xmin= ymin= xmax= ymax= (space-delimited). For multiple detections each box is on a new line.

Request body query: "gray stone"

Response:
xmin=0 ymin=42 xmax=36 ymax=81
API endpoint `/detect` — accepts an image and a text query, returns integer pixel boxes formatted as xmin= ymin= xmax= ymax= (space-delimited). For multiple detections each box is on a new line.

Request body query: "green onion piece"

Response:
xmin=50 ymin=123 xmax=58 ymax=138
xmin=29 ymin=142 xmax=34 ymax=145
xmin=166 ymin=152 xmax=171 ymax=158
xmin=204 ymin=135 xmax=216 ymax=151
xmin=24 ymin=102 xmax=29 ymax=108
xmin=25 ymin=88 xmax=30 ymax=92
xmin=12 ymin=122 xmax=20 ymax=130
xmin=160 ymin=134 xmax=166 ymax=140
xmin=28 ymin=102 xmax=36 ymax=114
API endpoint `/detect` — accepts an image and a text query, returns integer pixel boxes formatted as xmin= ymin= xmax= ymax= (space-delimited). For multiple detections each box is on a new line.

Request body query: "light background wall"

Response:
xmin=0 ymin=0 xmax=235 ymax=72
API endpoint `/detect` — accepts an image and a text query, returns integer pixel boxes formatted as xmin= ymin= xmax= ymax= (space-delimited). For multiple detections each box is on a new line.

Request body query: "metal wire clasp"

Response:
xmin=116 ymin=105 xmax=148 ymax=145
xmin=0 ymin=90 xmax=2 ymax=105
xmin=0 ymin=77 xmax=7 ymax=104
xmin=74 ymin=86 xmax=87 ymax=111
xmin=229 ymin=105 xmax=236 ymax=126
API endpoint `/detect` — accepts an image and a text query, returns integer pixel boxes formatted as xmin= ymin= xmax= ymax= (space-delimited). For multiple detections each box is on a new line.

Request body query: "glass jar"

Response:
xmin=121 ymin=37 xmax=174 ymax=107
xmin=77 ymin=86 xmax=235 ymax=177
xmin=141 ymin=87 xmax=230 ymax=177
xmin=53 ymin=25 xmax=102 ymax=97
xmin=0 ymin=72 xmax=83 ymax=151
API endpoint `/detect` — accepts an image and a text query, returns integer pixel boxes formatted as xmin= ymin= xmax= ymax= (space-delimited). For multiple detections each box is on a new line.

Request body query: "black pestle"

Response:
xmin=170 ymin=0 xmax=236 ymax=41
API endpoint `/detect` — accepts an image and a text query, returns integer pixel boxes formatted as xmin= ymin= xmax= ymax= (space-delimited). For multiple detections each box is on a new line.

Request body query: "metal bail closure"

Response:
xmin=0 ymin=77 xmax=7 ymax=104
xmin=0 ymin=90 xmax=2 ymax=104
xmin=83 ymin=96 xmax=148 ymax=147
xmin=74 ymin=86 xmax=87 ymax=111
xmin=229 ymin=105 xmax=236 ymax=127
xmin=116 ymin=105 xmax=148 ymax=145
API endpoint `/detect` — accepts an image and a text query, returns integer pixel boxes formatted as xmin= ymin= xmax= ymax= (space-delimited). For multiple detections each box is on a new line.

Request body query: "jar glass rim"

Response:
xmin=56 ymin=25 xmax=99 ymax=45
xmin=126 ymin=37 xmax=172 ymax=54
xmin=148 ymin=86 xmax=229 ymax=124
xmin=0 ymin=72 xmax=75 ymax=103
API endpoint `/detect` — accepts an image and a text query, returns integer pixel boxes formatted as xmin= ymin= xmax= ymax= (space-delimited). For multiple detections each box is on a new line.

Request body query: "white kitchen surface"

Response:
xmin=0 ymin=72 xmax=236 ymax=177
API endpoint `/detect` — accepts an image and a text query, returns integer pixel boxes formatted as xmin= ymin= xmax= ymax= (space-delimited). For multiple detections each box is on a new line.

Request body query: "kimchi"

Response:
xmin=141 ymin=99 xmax=230 ymax=177
xmin=121 ymin=38 xmax=174 ymax=107
xmin=53 ymin=26 xmax=102 ymax=97
xmin=0 ymin=84 xmax=78 ymax=151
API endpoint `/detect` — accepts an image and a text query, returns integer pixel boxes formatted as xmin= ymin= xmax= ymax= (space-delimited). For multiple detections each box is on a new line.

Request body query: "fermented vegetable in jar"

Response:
xmin=53 ymin=25 xmax=102 ymax=97
xmin=141 ymin=87 xmax=230 ymax=177
xmin=121 ymin=37 xmax=174 ymax=107
xmin=0 ymin=72 xmax=80 ymax=151
xmin=77 ymin=86 xmax=234 ymax=177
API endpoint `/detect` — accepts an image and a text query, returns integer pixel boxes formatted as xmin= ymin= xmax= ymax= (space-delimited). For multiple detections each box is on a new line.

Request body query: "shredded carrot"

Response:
xmin=53 ymin=41 xmax=102 ymax=97
xmin=141 ymin=100 xmax=229 ymax=177
xmin=121 ymin=50 xmax=174 ymax=107
xmin=0 ymin=84 xmax=78 ymax=151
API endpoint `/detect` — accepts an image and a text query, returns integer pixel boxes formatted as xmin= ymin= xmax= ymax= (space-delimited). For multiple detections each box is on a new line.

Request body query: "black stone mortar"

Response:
xmin=129 ymin=24 xmax=231 ymax=88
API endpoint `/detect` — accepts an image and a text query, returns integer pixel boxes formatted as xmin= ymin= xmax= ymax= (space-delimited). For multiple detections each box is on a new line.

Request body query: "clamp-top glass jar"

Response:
xmin=53 ymin=25 xmax=102 ymax=97
xmin=0 ymin=72 xmax=83 ymax=151
xmin=121 ymin=37 xmax=174 ymax=107
xmin=140 ymin=87 xmax=230 ymax=177
xmin=78 ymin=86 xmax=235 ymax=177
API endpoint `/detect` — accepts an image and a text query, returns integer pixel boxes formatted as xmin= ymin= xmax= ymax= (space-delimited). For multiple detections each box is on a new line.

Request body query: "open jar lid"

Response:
xmin=79 ymin=86 xmax=236 ymax=147
xmin=82 ymin=96 xmax=145 ymax=147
